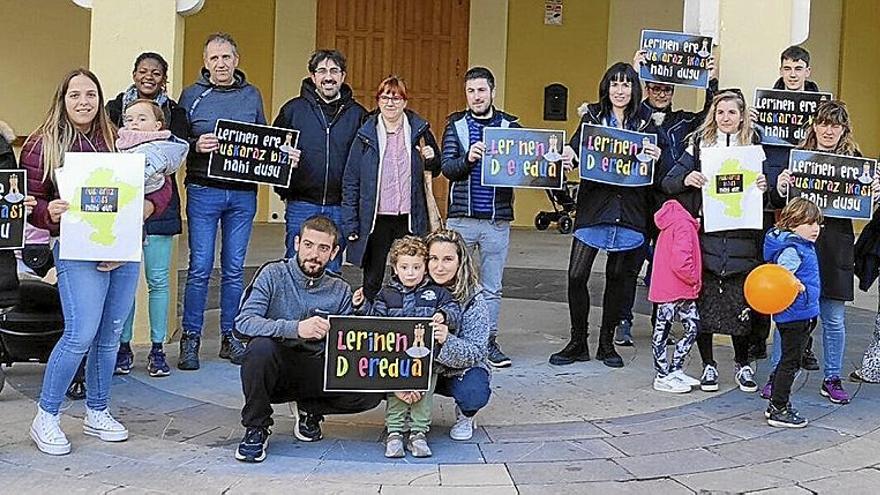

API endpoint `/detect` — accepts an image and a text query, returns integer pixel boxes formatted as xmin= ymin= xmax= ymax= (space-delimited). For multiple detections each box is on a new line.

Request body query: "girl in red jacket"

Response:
xmin=648 ymin=199 xmax=703 ymax=393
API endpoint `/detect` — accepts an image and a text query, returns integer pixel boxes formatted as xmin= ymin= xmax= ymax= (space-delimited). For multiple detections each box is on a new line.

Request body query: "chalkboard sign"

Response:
xmin=639 ymin=30 xmax=713 ymax=88
xmin=578 ymin=124 xmax=656 ymax=187
xmin=788 ymin=150 xmax=877 ymax=220
xmin=754 ymin=89 xmax=833 ymax=147
xmin=208 ymin=120 xmax=299 ymax=187
xmin=481 ymin=127 xmax=565 ymax=189
xmin=0 ymin=170 xmax=26 ymax=250
xmin=324 ymin=316 xmax=434 ymax=392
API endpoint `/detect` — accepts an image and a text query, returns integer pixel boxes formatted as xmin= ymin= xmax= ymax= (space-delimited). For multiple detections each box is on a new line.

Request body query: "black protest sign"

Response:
xmin=788 ymin=150 xmax=877 ymax=220
xmin=0 ymin=170 xmax=26 ymax=250
xmin=639 ymin=30 xmax=713 ymax=88
xmin=208 ymin=120 xmax=299 ymax=187
xmin=324 ymin=316 xmax=434 ymax=392
xmin=754 ymin=89 xmax=833 ymax=147
xmin=578 ymin=124 xmax=656 ymax=187
xmin=481 ymin=127 xmax=565 ymax=189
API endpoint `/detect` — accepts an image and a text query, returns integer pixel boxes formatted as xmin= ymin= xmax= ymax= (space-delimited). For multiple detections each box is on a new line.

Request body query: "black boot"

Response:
xmin=177 ymin=333 xmax=201 ymax=371
xmin=549 ymin=328 xmax=590 ymax=366
xmin=595 ymin=326 xmax=624 ymax=368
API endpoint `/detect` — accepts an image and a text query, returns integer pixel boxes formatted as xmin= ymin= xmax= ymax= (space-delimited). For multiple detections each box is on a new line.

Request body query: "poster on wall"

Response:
xmin=639 ymin=30 xmax=713 ymax=88
xmin=753 ymin=89 xmax=833 ymax=147
xmin=544 ymin=0 xmax=562 ymax=25
xmin=700 ymin=145 xmax=765 ymax=233
xmin=787 ymin=150 xmax=877 ymax=220
xmin=577 ymin=123 xmax=656 ymax=187
xmin=57 ymin=152 xmax=145 ymax=262
xmin=0 ymin=170 xmax=27 ymax=250
xmin=481 ymin=127 xmax=565 ymax=189
xmin=208 ymin=120 xmax=299 ymax=187
xmin=324 ymin=316 xmax=435 ymax=393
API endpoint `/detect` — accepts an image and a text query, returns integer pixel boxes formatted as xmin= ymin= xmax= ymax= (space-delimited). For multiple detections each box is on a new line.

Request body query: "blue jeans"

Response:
xmin=284 ymin=200 xmax=345 ymax=273
xmin=182 ymin=184 xmax=257 ymax=335
xmin=435 ymin=367 xmax=491 ymax=417
xmin=39 ymin=244 xmax=140 ymax=414
xmin=768 ymin=297 xmax=846 ymax=379
xmin=121 ymin=235 xmax=174 ymax=344
xmin=446 ymin=217 xmax=510 ymax=336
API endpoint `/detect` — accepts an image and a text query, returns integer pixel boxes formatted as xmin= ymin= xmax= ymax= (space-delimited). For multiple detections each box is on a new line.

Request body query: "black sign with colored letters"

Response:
xmin=578 ymin=124 xmax=656 ymax=187
xmin=639 ymin=30 xmax=713 ymax=88
xmin=0 ymin=170 xmax=26 ymax=250
xmin=788 ymin=150 xmax=877 ymax=220
xmin=481 ymin=127 xmax=566 ymax=189
xmin=754 ymin=89 xmax=833 ymax=147
xmin=324 ymin=316 xmax=434 ymax=393
xmin=208 ymin=119 xmax=299 ymax=187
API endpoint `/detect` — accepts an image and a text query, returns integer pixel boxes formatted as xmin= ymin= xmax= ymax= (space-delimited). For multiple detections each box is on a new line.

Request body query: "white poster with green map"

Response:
xmin=700 ymin=145 xmax=765 ymax=233
xmin=58 ymin=152 xmax=145 ymax=262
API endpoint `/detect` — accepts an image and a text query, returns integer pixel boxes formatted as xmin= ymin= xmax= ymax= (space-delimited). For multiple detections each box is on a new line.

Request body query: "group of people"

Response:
xmin=5 ymin=30 xmax=880 ymax=461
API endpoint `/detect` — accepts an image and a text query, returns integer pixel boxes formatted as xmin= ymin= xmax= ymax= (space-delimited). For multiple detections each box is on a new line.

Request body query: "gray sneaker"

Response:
xmin=384 ymin=432 xmax=405 ymax=458
xmin=614 ymin=319 xmax=634 ymax=346
xmin=406 ymin=431 xmax=432 ymax=458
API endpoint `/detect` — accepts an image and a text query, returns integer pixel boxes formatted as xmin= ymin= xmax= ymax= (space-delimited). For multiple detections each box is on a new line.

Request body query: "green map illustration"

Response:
xmin=68 ymin=168 xmax=139 ymax=246
xmin=707 ymin=158 xmax=759 ymax=218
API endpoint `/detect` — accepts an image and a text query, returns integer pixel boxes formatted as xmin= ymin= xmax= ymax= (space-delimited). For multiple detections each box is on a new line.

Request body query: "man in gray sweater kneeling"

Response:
xmin=234 ymin=215 xmax=382 ymax=463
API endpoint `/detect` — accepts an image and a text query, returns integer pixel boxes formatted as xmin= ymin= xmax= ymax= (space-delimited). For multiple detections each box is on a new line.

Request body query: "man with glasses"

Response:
xmin=273 ymin=49 xmax=366 ymax=273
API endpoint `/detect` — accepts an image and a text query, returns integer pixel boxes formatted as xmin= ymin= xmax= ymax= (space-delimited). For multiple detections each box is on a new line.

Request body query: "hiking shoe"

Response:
xmin=487 ymin=337 xmax=512 ymax=368
xmin=406 ymin=431 xmax=432 ymax=458
xmin=147 ymin=347 xmax=171 ymax=377
xmin=450 ymin=406 xmax=475 ymax=441
xmin=801 ymin=348 xmax=819 ymax=371
xmin=595 ymin=346 xmax=624 ymax=368
xmin=766 ymin=403 xmax=808 ymax=428
xmin=764 ymin=403 xmax=798 ymax=419
xmin=653 ymin=374 xmax=691 ymax=393
xmin=83 ymin=407 xmax=128 ymax=442
xmin=760 ymin=378 xmax=773 ymax=400
xmin=614 ymin=319 xmax=634 ymax=346
xmin=219 ymin=333 xmax=247 ymax=365
xmin=30 ymin=407 xmax=70 ymax=456
xmin=669 ymin=369 xmax=700 ymax=387
xmin=735 ymin=365 xmax=758 ymax=393
xmin=235 ymin=427 xmax=270 ymax=463
xmin=295 ymin=408 xmax=324 ymax=442
xmin=177 ymin=333 xmax=200 ymax=371
xmin=384 ymin=432 xmax=405 ymax=458
xmin=549 ymin=333 xmax=590 ymax=366
xmin=114 ymin=344 xmax=133 ymax=375
xmin=700 ymin=364 xmax=719 ymax=392
xmin=820 ymin=376 xmax=851 ymax=404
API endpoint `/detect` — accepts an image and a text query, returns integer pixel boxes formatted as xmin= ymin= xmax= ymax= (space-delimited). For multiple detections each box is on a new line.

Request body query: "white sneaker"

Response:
xmin=30 ymin=406 xmax=71 ymax=455
xmin=669 ymin=369 xmax=700 ymax=387
xmin=449 ymin=406 xmax=475 ymax=441
xmin=653 ymin=374 xmax=691 ymax=393
xmin=83 ymin=407 xmax=128 ymax=442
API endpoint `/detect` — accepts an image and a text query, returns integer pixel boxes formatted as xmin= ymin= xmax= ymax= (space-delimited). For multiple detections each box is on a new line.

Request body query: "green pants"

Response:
xmin=120 ymin=235 xmax=174 ymax=344
xmin=385 ymin=375 xmax=438 ymax=434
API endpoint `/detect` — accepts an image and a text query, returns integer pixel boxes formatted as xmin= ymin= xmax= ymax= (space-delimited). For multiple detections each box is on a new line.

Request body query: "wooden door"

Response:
xmin=317 ymin=0 xmax=471 ymax=214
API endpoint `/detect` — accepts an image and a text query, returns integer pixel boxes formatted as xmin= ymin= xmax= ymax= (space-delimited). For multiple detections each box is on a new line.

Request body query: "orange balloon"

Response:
xmin=744 ymin=264 xmax=800 ymax=314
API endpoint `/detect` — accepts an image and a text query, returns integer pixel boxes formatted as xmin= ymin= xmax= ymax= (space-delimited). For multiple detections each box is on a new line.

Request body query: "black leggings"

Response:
xmin=696 ymin=332 xmax=750 ymax=368
xmin=567 ymin=239 xmax=645 ymax=332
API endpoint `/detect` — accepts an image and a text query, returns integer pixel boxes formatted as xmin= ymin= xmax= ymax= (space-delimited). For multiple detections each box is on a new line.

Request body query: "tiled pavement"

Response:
xmin=2 ymin=228 xmax=880 ymax=493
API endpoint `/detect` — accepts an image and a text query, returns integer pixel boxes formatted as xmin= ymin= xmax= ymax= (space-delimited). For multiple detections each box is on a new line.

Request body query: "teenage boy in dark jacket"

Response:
xmin=273 ymin=50 xmax=366 ymax=272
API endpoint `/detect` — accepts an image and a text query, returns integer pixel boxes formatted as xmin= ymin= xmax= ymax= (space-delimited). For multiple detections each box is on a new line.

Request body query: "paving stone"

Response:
xmin=615 ymin=448 xmax=739 ymax=478
xmin=506 ymin=459 xmax=632 ymax=484
xmin=439 ymin=463 xmax=513 ymax=486
xmin=708 ymin=425 xmax=852 ymax=464
xmin=479 ymin=438 xmax=624 ymax=463
xmin=674 ymin=465 xmax=790 ymax=493
xmin=92 ymin=460 xmax=246 ymax=492
xmin=604 ymin=425 xmax=741 ymax=456
xmin=307 ymin=460 xmax=439 ymax=485
xmin=228 ymin=480 xmax=381 ymax=495
xmin=810 ymin=397 xmax=880 ymax=436
xmin=321 ymin=438 xmax=484 ymax=464
xmin=594 ymin=412 xmax=712 ymax=436
xmin=381 ymin=487 xmax=517 ymax=495
xmin=166 ymin=402 xmax=244 ymax=427
xmin=745 ymin=486 xmax=814 ymax=495
xmin=747 ymin=458 xmax=832 ymax=484
xmin=795 ymin=435 xmax=880 ymax=471
xmin=708 ymin=411 xmax=782 ymax=440
xmin=683 ymin=390 xmax=767 ymax=421
xmin=482 ymin=421 xmax=607 ymax=443
xmin=801 ymin=468 xmax=880 ymax=494
xmin=258 ymin=433 xmax=339 ymax=460
xmin=517 ymin=479 xmax=693 ymax=494
xmin=1 ymin=461 xmax=122 ymax=493
xmin=109 ymin=376 xmax=204 ymax=414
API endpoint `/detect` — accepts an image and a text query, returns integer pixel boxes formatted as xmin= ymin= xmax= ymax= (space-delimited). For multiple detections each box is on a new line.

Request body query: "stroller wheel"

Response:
xmin=535 ymin=213 xmax=551 ymax=231
xmin=558 ymin=215 xmax=574 ymax=234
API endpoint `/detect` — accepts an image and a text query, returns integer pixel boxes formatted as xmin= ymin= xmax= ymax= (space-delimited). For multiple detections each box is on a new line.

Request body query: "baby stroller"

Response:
xmin=534 ymin=180 xmax=579 ymax=234
xmin=0 ymin=277 xmax=64 ymax=393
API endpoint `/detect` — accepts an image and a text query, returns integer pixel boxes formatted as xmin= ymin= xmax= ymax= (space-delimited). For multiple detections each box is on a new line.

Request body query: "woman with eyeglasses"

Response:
xmin=661 ymin=90 xmax=769 ymax=394
xmin=771 ymin=100 xmax=879 ymax=402
xmin=341 ymin=75 xmax=440 ymax=301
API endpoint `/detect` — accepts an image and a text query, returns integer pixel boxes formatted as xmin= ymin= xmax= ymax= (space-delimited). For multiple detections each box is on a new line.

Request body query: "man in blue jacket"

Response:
xmin=273 ymin=50 xmax=366 ymax=273
xmin=441 ymin=67 xmax=519 ymax=368
xmin=234 ymin=216 xmax=381 ymax=462
xmin=177 ymin=33 xmax=267 ymax=370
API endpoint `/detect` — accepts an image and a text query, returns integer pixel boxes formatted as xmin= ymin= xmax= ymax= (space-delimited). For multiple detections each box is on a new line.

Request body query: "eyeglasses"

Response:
xmin=379 ymin=95 xmax=405 ymax=104
xmin=314 ymin=67 xmax=342 ymax=76
xmin=647 ymin=85 xmax=674 ymax=95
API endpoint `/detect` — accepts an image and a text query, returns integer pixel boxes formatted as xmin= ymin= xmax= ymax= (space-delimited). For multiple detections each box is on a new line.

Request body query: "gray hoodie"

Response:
xmin=235 ymin=258 xmax=353 ymax=354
